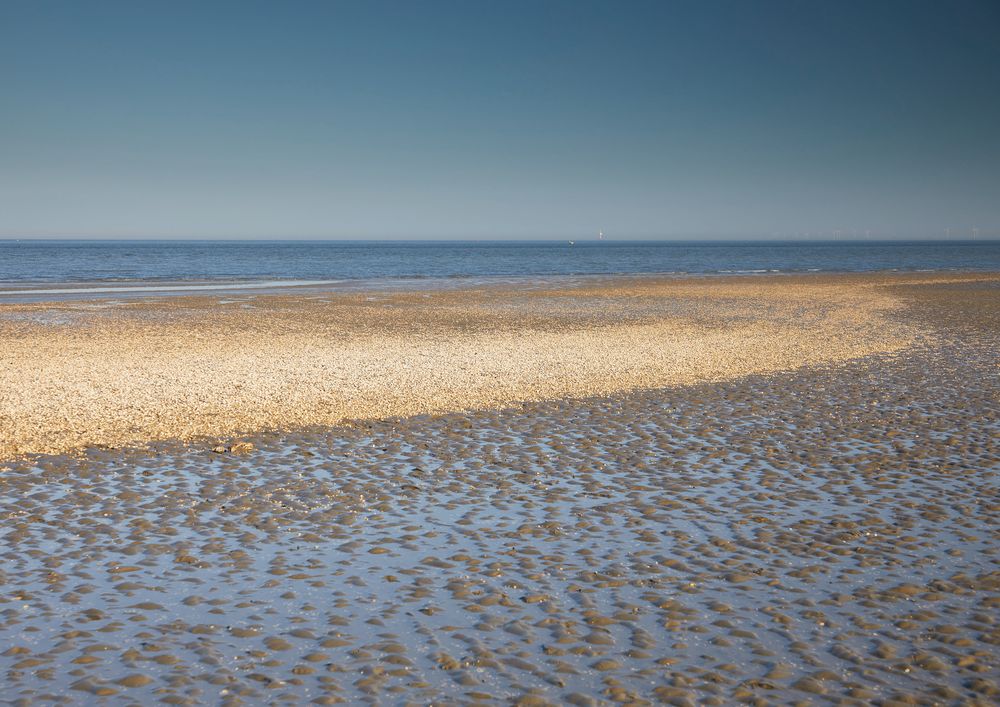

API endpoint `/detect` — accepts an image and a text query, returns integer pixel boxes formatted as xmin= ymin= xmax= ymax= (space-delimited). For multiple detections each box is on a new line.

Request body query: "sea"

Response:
xmin=1 ymin=239 xmax=998 ymax=298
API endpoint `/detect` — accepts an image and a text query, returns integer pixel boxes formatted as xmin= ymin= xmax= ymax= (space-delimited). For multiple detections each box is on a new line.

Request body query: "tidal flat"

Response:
xmin=0 ymin=275 xmax=998 ymax=705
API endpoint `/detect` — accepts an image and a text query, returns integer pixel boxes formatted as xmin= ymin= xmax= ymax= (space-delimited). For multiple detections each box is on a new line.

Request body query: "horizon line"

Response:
xmin=1 ymin=235 xmax=998 ymax=243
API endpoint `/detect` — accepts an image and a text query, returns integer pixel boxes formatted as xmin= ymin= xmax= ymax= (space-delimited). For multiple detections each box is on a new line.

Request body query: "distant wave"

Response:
xmin=0 ymin=280 xmax=341 ymax=296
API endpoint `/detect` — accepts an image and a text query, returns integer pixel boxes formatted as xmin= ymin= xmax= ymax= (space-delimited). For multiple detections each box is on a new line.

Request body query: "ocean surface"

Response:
xmin=1 ymin=240 xmax=998 ymax=295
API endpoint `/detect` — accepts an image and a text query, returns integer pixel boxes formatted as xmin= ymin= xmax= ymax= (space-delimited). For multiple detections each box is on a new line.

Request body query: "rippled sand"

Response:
xmin=0 ymin=275 xmax=997 ymax=704
xmin=0 ymin=273 xmax=935 ymax=459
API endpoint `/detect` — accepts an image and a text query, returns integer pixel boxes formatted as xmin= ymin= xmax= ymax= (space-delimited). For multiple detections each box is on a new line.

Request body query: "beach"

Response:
xmin=1 ymin=272 xmax=998 ymax=704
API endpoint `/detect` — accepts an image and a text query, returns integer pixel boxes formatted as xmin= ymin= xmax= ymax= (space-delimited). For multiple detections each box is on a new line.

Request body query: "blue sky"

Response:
xmin=1 ymin=0 xmax=998 ymax=239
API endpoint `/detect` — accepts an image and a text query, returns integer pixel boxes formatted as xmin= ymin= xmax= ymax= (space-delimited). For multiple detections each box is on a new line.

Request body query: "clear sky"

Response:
xmin=1 ymin=0 xmax=998 ymax=239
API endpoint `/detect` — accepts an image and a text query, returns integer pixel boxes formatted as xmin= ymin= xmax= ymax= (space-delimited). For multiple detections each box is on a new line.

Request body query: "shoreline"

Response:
xmin=1 ymin=271 xmax=995 ymax=460
xmin=2 ymin=267 xmax=999 ymax=303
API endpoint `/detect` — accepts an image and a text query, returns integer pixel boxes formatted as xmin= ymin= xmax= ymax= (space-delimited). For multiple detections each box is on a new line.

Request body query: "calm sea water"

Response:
xmin=1 ymin=240 xmax=998 ymax=287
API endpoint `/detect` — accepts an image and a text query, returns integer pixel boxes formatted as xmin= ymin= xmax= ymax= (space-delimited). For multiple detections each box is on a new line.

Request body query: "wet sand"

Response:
xmin=0 ymin=272 xmax=946 ymax=459
xmin=0 ymin=274 xmax=998 ymax=704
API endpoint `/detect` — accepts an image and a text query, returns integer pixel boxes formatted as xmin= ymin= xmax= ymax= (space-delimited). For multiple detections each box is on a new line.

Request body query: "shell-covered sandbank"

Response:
xmin=0 ymin=272 xmax=952 ymax=459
